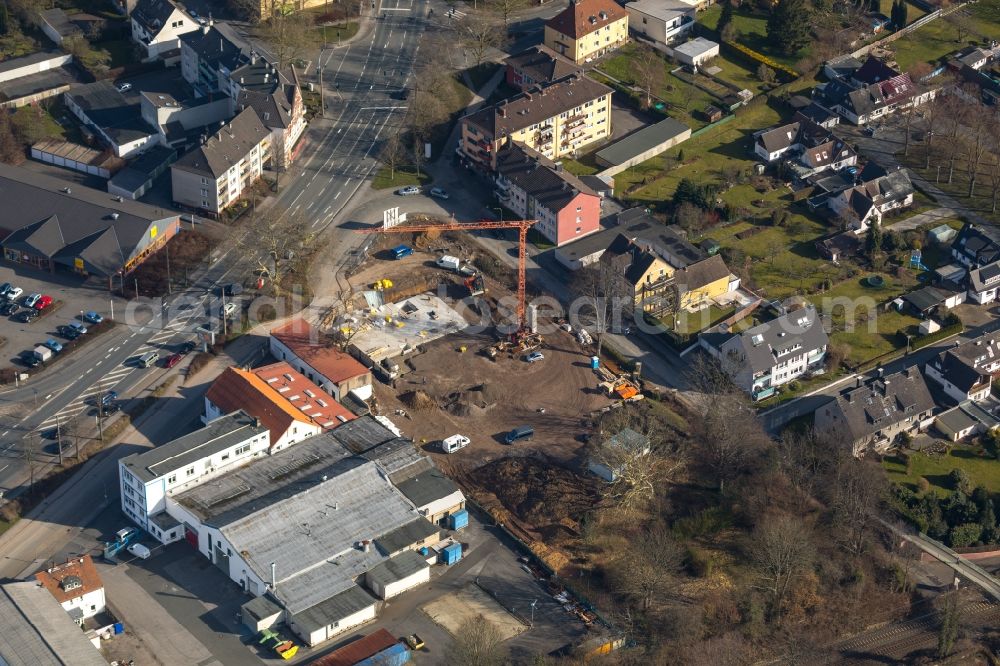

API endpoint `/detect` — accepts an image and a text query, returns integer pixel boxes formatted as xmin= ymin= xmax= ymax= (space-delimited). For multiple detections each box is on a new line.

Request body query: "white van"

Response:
xmin=127 ymin=543 xmax=151 ymax=559
xmin=442 ymin=434 xmax=470 ymax=453
xmin=137 ymin=352 xmax=159 ymax=368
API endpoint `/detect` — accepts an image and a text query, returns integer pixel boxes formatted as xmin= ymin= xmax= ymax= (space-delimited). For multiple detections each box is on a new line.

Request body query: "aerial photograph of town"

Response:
xmin=2 ymin=0 xmax=1000 ymax=661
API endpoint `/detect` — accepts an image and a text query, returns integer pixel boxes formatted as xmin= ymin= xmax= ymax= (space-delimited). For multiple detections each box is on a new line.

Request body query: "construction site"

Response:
xmin=320 ymin=216 xmax=651 ymax=572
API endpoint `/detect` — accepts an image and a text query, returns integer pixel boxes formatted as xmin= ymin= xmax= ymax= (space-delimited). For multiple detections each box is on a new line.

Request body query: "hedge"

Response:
xmin=906 ymin=322 xmax=963 ymax=351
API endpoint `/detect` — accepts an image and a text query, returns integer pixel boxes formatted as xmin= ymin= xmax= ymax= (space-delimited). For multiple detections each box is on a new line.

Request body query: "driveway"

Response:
xmin=884 ymin=207 xmax=957 ymax=232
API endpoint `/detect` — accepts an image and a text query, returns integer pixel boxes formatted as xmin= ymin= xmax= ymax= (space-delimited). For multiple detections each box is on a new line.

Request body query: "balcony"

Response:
xmin=564 ymin=114 xmax=586 ymax=128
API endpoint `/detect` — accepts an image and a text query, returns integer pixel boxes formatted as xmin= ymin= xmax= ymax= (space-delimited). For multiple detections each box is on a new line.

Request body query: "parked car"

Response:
xmin=83 ymin=311 xmax=104 ymax=324
xmin=164 ymin=353 xmax=183 ymax=368
xmin=43 ymin=339 xmax=63 ymax=353
xmin=179 ymin=340 xmax=197 ymax=354
xmin=430 ymin=187 xmax=449 ymax=199
xmin=67 ymin=321 xmax=88 ymax=335
xmin=6 ymin=287 xmax=22 ymax=301
xmin=396 ymin=185 xmax=420 ymax=196
xmin=223 ymin=301 xmax=239 ymax=318
xmin=59 ymin=324 xmax=81 ymax=339
xmin=525 ymin=351 xmax=544 ymax=363
xmin=0 ymin=302 xmax=18 ymax=316
xmin=391 ymin=88 xmax=410 ymax=101
xmin=23 ymin=293 xmax=41 ymax=308
xmin=505 ymin=425 xmax=534 ymax=444
xmin=863 ymin=126 xmax=876 ymax=136
xmin=117 ymin=82 xmax=132 ymax=92
xmin=34 ymin=295 xmax=52 ymax=310
xmin=0 ymin=283 xmax=11 ymax=297
xmin=224 ymin=283 xmax=243 ymax=296
xmin=19 ymin=351 xmax=40 ymax=367
xmin=15 ymin=309 xmax=38 ymax=323
xmin=403 ymin=634 xmax=425 ymax=650
xmin=127 ymin=543 xmax=150 ymax=559
xmin=100 ymin=391 xmax=118 ymax=406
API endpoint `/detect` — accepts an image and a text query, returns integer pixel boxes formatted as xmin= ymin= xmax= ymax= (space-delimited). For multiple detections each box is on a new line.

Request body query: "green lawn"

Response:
xmin=670 ymin=304 xmax=735 ymax=335
xmin=0 ymin=518 xmax=12 ymax=538
xmin=885 ymin=444 xmax=1000 ymax=496
xmin=898 ymin=149 xmax=1000 ymax=227
xmin=892 ymin=2 xmax=1000 ymax=70
xmin=560 ymin=156 xmax=600 ymax=176
xmin=464 ymin=63 xmax=501 ymax=91
xmin=314 ymin=21 xmax=359 ymax=43
xmin=371 ymin=166 xmax=432 ymax=190
xmin=709 ymin=53 xmax=768 ymax=94
xmin=698 ymin=5 xmax=805 ymax=70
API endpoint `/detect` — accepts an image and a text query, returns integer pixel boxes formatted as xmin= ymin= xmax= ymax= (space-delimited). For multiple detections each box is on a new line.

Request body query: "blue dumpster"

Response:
xmin=448 ymin=509 xmax=469 ymax=531
xmin=442 ymin=543 xmax=462 ymax=565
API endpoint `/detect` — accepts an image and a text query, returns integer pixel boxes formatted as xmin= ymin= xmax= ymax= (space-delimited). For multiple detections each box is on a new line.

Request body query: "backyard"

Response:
xmin=899 ymin=150 xmax=1000 ymax=227
xmin=885 ymin=443 xmax=1000 ymax=495
xmin=891 ymin=0 xmax=1000 ymax=70
xmin=697 ymin=5 xmax=805 ymax=70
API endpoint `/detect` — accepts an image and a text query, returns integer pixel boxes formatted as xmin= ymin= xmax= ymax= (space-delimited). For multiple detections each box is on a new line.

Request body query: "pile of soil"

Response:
xmin=399 ymin=390 xmax=437 ymax=410
xmin=470 ymin=457 xmax=600 ymax=527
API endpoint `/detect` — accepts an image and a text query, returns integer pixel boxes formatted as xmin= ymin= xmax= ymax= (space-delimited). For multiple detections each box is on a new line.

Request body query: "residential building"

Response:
xmin=672 ymin=36 xmax=719 ymax=68
xmin=935 ymin=401 xmax=1000 ymax=441
xmin=504 ymin=45 xmax=582 ymax=91
xmin=625 ymin=0 xmax=695 ymax=47
xmin=967 ymin=260 xmax=1000 ymax=304
xmin=494 ymin=143 xmax=601 ymax=246
xmin=0 ymin=162 xmax=180 ymax=279
xmin=270 ymin=318 xmax=374 ymax=402
xmin=459 ymin=73 xmax=613 ymax=169
xmin=34 ymin=556 xmax=106 ymax=624
xmin=925 ymin=331 xmax=1000 ymax=403
xmin=118 ymin=410 xmax=271 ymax=542
xmin=37 ymin=8 xmax=83 ymax=46
xmin=672 ymin=254 xmax=738 ymax=311
xmin=794 ymin=102 xmax=840 ymax=128
xmin=828 ymin=164 xmax=914 ymax=232
xmin=817 ymin=69 xmax=935 ymax=125
xmin=139 ymin=90 xmax=232 ymax=149
xmin=130 ymin=0 xmax=197 ymax=60
xmin=951 ymin=222 xmax=1000 ymax=268
xmin=170 ymin=107 xmax=271 ymax=215
xmin=753 ymin=119 xmax=838 ymax=163
xmin=544 ymin=0 xmax=629 ymax=64
xmin=814 ymin=367 xmax=936 ymax=455
xmin=0 ymin=581 xmax=107 ymax=666
xmin=699 ymin=306 xmax=829 ymax=400
xmin=601 ymin=233 xmax=675 ymax=312
xmin=587 ymin=428 xmax=650 ymax=481
xmin=180 ymin=22 xmax=248 ymax=97
xmin=204 ymin=364 xmax=355 ymax=450
xmin=64 ymin=81 xmax=159 ymax=157
xmin=233 ymin=57 xmax=307 ymax=169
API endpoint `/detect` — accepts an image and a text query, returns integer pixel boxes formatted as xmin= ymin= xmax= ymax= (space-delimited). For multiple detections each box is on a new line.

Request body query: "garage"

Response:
xmin=364 ymin=551 xmax=431 ymax=600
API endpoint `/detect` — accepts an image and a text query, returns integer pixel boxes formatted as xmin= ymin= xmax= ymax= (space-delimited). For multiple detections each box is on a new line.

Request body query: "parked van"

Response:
xmin=392 ymin=245 xmax=414 ymax=260
xmin=127 ymin=543 xmax=151 ymax=559
xmin=504 ymin=425 xmax=534 ymax=445
xmin=436 ymin=255 xmax=461 ymax=271
xmin=442 ymin=434 xmax=470 ymax=453
xmin=138 ymin=352 xmax=159 ymax=368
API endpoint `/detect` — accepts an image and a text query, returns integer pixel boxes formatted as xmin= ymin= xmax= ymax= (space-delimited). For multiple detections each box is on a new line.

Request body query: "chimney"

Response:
xmin=856 ymin=376 xmax=862 ymax=388
xmin=554 ymin=161 xmax=563 ymax=172
xmin=251 ymin=52 xmax=257 ymax=65
xmin=270 ymin=562 xmax=276 ymax=590
xmin=498 ymin=104 xmax=507 ymax=118
xmin=201 ymin=23 xmax=209 ymax=34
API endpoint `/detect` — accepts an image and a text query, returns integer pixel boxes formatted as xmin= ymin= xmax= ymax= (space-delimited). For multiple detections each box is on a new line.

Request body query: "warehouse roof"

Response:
xmin=375 ymin=517 xmax=440 ymax=555
xmin=0 ymin=582 xmax=107 ymax=666
xmin=365 ymin=550 xmax=429 ymax=590
xmin=289 ymin=585 xmax=377 ymax=635
xmin=120 ymin=410 xmax=268 ymax=482
xmin=310 ymin=629 xmax=399 ymax=666
xmin=65 ymin=80 xmax=156 ymax=146
xmin=0 ymin=162 xmax=177 ymax=276
xmin=172 ymin=107 xmax=269 ymax=178
xmin=595 ymin=117 xmax=690 ymax=168
xmin=393 ymin=467 xmax=462 ymax=508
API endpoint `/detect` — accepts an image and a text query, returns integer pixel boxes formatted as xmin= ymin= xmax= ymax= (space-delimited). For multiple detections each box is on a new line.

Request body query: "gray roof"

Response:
xmin=0 ymin=50 xmax=68 ymax=75
xmin=132 ymin=0 xmax=186 ymax=36
xmin=65 ymin=81 xmax=156 ymax=146
xmin=952 ymin=223 xmax=1000 ymax=266
xmin=365 ymin=550 xmax=428 ymax=590
xmin=946 ymin=331 xmax=1000 ymax=367
xmin=149 ymin=511 xmax=181 ymax=531
xmin=0 ymin=162 xmax=176 ymax=276
xmin=180 ymin=23 xmax=248 ymax=72
xmin=503 ymin=45 xmax=581 ymax=86
xmin=706 ymin=306 xmax=829 ymax=374
xmin=937 ymin=405 xmax=978 ymax=434
xmin=330 ymin=415 xmax=402 ymax=454
xmin=120 ymin=410 xmax=268 ymax=483
xmin=172 ymin=108 xmax=269 ymax=178
xmin=595 ymin=117 xmax=690 ymax=167
xmin=673 ymin=37 xmax=718 ymax=59
xmin=0 ymin=582 xmax=107 ymax=666
xmin=375 ymin=518 xmax=440 ymax=555
xmin=959 ymin=400 xmax=1000 ymax=430
xmin=242 ymin=593 xmax=282 ymax=622
xmin=820 ymin=367 xmax=935 ymax=443
xmin=794 ymin=102 xmax=838 ymax=125
xmin=361 ymin=437 xmax=428 ymax=476
xmin=556 ymin=206 xmax=705 ymax=266
xmin=903 ymin=286 xmax=949 ymax=312
xmin=626 ymin=0 xmax=693 ymax=21
xmin=393 ymin=467 xmax=461 ymax=508
xmin=969 ymin=260 xmax=1000 ymax=292
xmin=289 ymin=585 xmax=377 ymax=633
xmin=496 ymin=143 xmax=597 ymax=215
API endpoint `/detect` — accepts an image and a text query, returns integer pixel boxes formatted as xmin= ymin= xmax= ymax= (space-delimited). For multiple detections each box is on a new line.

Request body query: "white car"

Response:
xmin=23 ymin=293 xmax=41 ymax=308
xmin=430 ymin=187 xmax=449 ymax=199
xmin=525 ymin=351 xmax=544 ymax=363
xmin=6 ymin=287 xmax=23 ymax=301
xmin=117 ymin=83 xmax=132 ymax=92
xmin=396 ymin=186 xmax=420 ymax=196
xmin=223 ymin=301 xmax=239 ymax=317
xmin=442 ymin=434 xmax=470 ymax=453
xmin=127 ymin=543 xmax=151 ymax=559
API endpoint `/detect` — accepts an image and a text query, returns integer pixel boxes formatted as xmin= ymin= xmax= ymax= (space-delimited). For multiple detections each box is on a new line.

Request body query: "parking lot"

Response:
xmin=0 ymin=264 xmax=119 ymax=371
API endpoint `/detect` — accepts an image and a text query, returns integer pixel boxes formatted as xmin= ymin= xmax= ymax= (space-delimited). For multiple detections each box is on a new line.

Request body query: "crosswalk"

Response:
xmin=445 ymin=6 xmax=466 ymax=19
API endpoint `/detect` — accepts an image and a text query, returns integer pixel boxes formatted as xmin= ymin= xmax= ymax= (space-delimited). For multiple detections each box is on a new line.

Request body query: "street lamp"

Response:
xmin=490 ymin=206 xmax=503 ymax=222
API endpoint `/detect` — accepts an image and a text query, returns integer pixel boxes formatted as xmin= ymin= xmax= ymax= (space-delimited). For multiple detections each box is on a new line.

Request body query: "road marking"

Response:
xmin=85 ymin=368 xmax=92 ymax=374
xmin=334 ymin=191 xmax=341 ymax=200
xmin=105 ymin=353 xmax=111 ymax=359
xmin=44 ymin=394 xmax=51 ymax=400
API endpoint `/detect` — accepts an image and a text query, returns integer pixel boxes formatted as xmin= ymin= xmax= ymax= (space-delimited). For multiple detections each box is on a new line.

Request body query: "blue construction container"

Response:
xmin=590 ymin=356 xmax=600 ymax=369
xmin=355 ymin=642 xmax=410 ymax=666
xmin=113 ymin=623 xmax=124 ymax=635
xmin=442 ymin=543 xmax=462 ymax=566
xmin=448 ymin=509 xmax=469 ymax=531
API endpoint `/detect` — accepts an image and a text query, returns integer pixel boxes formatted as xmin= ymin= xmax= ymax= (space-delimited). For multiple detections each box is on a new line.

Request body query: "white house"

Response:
xmin=130 ymin=0 xmax=198 ymax=61
xmin=587 ymin=428 xmax=651 ymax=481
xmin=967 ymin=260 xmax=1000 ymax=304
xmin=269 ymin=319 xmax=373 ymax=402
xmin=828 ymin=165 xmax=914 ymax=233
xmin=34 ymin=556 xmax=106 ymax=624
xmin=625 ymin=0 xmax=695 ymax=47
xmin=924 ymin=332 xmax=1000 ymax=403
xmin=117 ymin=411 xmax=271 ymax=543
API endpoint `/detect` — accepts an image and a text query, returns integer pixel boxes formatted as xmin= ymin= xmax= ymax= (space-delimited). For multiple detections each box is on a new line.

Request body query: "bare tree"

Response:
xmin=963 ymin=104 xmax=991 ymax=197
xmin=987 ymin=154 xmax=1000 ymax=214
xmin=609 ymin=525 xmax=685 ymax=610
xmin=697 ymin=393 xmax=768 ymax=494
xmin=923 ymin=95 xmax=943 ymax=169
xmin=378 ymin=130 xmax=407 ymax=182
xmin=573 ymin=260 xmax=626 ymax=358
xmin=633 ymin=45 xmax=666 ymax=108
xmin=445 ymin=615 xmax=508 ymax=666
xmin=828 ymin=458 xmax=886 ymax=555
xmin=748 ymin=514 xmax=816 ymax=614
xmin=945 ymin=11 xmax=973 ymax=43
xmin=236 ymin=210 xmax=314 ymax=295
xmin=938 ymin=94 xmax=970 ymax=184
xmin=485 ymin=0 xmax=527 ymax=28
xmin=256 ymin=11 xmax=317 ymax=68
xmin=457 ymin=12 xmax=505 ymax=68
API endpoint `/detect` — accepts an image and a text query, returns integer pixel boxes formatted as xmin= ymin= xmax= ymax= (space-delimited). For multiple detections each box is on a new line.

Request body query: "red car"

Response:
xmin=164 ymin=353 xmax=183 ymax=368
xmin=34 ymin=295 xmax=53 ymax=310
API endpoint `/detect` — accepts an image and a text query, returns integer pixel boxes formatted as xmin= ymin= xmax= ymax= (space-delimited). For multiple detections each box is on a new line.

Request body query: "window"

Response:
xmin=167 ymin=474 xmax=176 ymax=484
xmin=201 ymin=177 xmax=207 ymax=184
xmin=235 ymin=444 xmax=250 ymax=455
xmin=186 ymin=467 xmax=195 ymax=476
xmin=221 ymin=453 xmax=230 ymax=461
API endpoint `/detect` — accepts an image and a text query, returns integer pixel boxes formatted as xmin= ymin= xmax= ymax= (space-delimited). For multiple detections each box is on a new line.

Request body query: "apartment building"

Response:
xmin=180 ymin=22 xmax=248 ymax=96
xmin=460 ymin=73 xmax=613 ymax=170
xmin=232 ymin=56 xmax=307 ymax=169
xmin=170 ymin=107 xmax=271 ymax=215
xmin=625 ymin=0 xmax=695 ymax=47
xmin=130 ymin=0 xmax=197 ymax=61
xmin=117 ymin=411 xmax=270 ymax=543
xmin=34 ymin=556 xmax=106 ymax=624
xmin=544 ymin=0 xmax=629 ymax=64
xmin=494 ymin=143 xmax=601 ymax=246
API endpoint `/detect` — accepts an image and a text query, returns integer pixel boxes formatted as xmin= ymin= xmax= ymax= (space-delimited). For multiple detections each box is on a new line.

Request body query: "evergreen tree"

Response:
xmin=0 ymin=3 xmax=9 ymax=36
xmin=717 ymin=0 xmax=735 ymax=38
xmin=898 ymin=0 xmax=908 ymax=27
xmin=865 ymin=223 xmax=883 ymax=256
xmin=767 ymin=0 xmax=812 ymax=55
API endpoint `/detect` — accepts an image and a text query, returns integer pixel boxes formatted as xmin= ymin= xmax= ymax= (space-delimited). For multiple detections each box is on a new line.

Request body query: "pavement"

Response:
xmin=884 ymin=206 xmax=957 ymax=231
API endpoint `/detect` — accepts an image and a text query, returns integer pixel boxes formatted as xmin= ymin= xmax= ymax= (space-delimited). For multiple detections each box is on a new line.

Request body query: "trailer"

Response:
xmin=33 ymin=346 xmax=53 ymax=363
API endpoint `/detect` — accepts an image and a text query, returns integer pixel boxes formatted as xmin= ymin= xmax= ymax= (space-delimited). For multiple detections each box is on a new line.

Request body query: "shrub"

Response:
xmin=949 ymin=522 xmax=982 ymax=548
xmin=917 ymin=477 xmax=931 ymax=494
xmin=949 ymin=468 xmax=972 ymax=495
xmin=686 ymin=546 xmax=714 ymax=577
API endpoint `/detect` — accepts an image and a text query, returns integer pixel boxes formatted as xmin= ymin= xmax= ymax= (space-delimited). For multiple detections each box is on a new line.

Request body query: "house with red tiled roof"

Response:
xmin=34 ymin=556 xmax=106 ymax=624
xmin=204 ymin=364 xmax=355 ymax=452
xmin=544 ymin=0 xmax=628 ymax=64
xmin=269 ymin=319 xmax=373 ymax=402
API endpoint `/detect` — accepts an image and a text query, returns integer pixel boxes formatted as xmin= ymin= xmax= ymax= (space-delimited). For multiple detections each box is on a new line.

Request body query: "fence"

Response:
xmin=850 ymin=6 xmax=951 ymax=59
